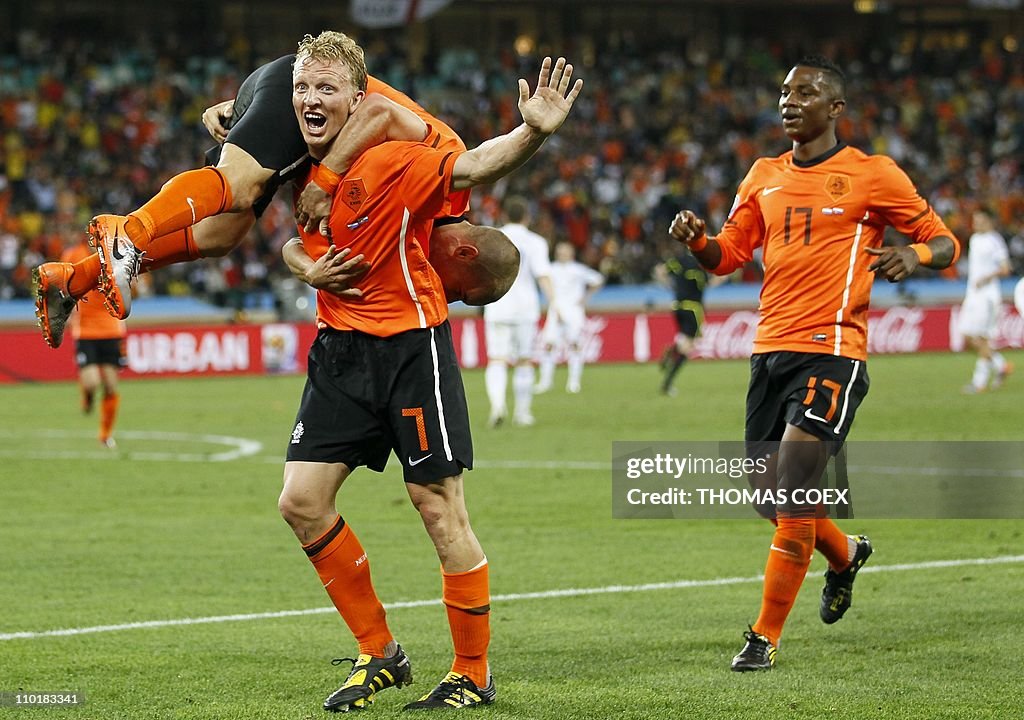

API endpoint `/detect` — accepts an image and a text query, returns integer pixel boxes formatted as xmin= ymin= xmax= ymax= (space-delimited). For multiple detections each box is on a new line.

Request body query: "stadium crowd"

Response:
xmin=1 ymin=28 xmax=1022 ymax=307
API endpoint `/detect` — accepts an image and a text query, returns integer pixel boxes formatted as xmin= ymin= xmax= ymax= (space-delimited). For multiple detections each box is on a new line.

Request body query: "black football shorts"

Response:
xmin=745 ymin=350 xmax=869 ymax=449
xmin=286 ymin=321 xmax=473 ymax=485
xmin=203 ymin=54 xmax=309 ymax=217
xmin=75 ymin=338 xmax=127 ymax=369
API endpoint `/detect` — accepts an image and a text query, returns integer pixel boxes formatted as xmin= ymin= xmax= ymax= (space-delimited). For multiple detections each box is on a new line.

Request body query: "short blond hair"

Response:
xmin=296 ymin=31 xmax=367 ymax=92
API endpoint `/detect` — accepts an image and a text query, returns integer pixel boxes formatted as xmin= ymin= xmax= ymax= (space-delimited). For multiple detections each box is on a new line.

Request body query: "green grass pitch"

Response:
xmin=2 ymin=350 xmax=1022 ymax=719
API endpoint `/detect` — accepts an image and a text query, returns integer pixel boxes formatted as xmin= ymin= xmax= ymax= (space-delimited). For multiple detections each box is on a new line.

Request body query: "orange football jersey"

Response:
xmin=712 ymin=143 xmax=958 ymax=360
xmin=366 ymin=75 xmax=469 ymax=219
xmin=61 ymin=243 xmax=127 ymax=341
xmin=298 ymin=140 xmax=464 ymax=337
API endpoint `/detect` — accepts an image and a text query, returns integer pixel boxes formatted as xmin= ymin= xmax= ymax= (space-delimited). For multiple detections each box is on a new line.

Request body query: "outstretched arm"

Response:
xmin=451 ymin=57 xmax=583 ymax=191
xmin=296 ymin=94 xmax=430 ymax=233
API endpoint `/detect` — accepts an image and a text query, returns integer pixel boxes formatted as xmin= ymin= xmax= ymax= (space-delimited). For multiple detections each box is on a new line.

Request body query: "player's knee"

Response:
xmin=277 ymin=489 xmax=322 ymax=529
xmin=413 ymin=486 xmax=469 ymax=536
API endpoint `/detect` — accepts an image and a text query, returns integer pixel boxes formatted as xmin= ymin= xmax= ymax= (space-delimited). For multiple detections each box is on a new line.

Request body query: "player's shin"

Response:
xmin=303 ymin=515 xmax=394 ymax=656
xmin=442 ymin=560 xmax=491 ymax=688
xmin=752 ymin=515 xmax=815 ymax=646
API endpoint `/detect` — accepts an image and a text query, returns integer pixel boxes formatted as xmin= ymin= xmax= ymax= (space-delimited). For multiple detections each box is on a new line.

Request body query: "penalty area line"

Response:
xmin=3 ymin=554 xmax=1023 ymax=642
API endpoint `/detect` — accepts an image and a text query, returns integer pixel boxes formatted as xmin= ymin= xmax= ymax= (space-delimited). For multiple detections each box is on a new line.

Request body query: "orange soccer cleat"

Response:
xmin=88 ymin=214 xmax=142 ymax=320
xmin=32 ymin=262 xmax=78 ymax=348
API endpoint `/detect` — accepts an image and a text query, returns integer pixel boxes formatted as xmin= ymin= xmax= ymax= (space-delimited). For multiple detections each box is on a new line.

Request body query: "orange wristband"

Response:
xmin=315 ymin=164 xmax=342 ymax=194
xmin=910 ymin=243 xmax=932 ymax=266
xmin=688 ymin=234 xmax=709 ymax=252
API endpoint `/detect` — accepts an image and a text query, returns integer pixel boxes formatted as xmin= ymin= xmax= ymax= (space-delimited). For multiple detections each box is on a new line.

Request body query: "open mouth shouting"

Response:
xmin=304 ymin=111 xmax=328 ymax=136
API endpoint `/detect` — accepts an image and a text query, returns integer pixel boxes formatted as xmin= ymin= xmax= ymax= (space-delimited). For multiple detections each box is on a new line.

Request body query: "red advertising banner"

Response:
xmin=3 ymin=304 xmax=1021 ymax=383
xmin=449 ymin=304 xmax=1024 ymax=367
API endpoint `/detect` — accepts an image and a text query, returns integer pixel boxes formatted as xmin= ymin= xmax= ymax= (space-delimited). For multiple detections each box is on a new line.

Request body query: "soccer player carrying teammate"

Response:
xmin=669 ymin=56 xmax=959 ymax=671
xmin=32 ymin=53 xmax=516 ymax=347
xmin=61 ymin=238 xmax=128 ymax=448
xmin=279 ymin=32 xmax=581 ymax=711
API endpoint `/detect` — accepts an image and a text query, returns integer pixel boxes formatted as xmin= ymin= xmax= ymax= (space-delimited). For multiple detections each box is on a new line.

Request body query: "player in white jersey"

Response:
xmin=536 ymin=241 xmax=604 ymax=394
xmin=959 ymin=209 xmax=1012 ymax=393
xmin=483 ymin=197 xmax=554 ymax=427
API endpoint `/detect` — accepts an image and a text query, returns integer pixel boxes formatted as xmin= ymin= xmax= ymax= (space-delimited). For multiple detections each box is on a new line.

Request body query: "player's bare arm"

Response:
xmin=669 ymin=210 xmax=724 ymax=270
xmin=865 ymin=235 xmax=957 ymax=283
xmin=201 ymin=99 xmax=236 ymax=143
xmin=295 ymin=94 xmax=430 ymax=234
xmin=451 ymin=57 xmax=583 ymax=190
xmin=281 ymin=238 xmax=369 ymax=297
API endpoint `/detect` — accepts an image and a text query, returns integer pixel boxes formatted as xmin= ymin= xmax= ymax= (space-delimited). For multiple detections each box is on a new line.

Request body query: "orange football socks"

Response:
xmin=99 ymin=392 xmax=120 ymax=443
xmin=126 ymin=167 xmax=233 ymax=250
xmin=303 ymin=516 xmax=394 ymax=656
xmin=814 ymin=517 xmax=856 ymax=572
xmin=752 ymin=516 xmax=815 ymax=646
xmin=67 ymin=253 xmax=102 ymax=298
xmin=139 ymin=228 xmax=202 ymax=274
xmin=442 ymin=560 xmax=491 ymax=687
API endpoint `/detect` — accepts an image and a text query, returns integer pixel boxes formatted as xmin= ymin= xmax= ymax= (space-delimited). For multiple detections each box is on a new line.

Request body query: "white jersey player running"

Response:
xmin=483 ymin=197 xmax=554 ymax=427
xmin=959 ymin=208 xmax=1012 ymax=393
xmin=537 ymin=241 xmax=604 ymax=394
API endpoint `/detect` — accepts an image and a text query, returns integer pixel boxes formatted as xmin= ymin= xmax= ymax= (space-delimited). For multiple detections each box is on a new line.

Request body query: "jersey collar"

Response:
xmin=791 ymin=141 xmax=847 ymax=168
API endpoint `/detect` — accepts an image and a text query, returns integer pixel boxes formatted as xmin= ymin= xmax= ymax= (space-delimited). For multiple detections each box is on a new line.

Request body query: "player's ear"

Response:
xmin=829 ymin=97 xmax=846 ymax=120
xmin=349 ymin=90 xmax=366 ymax=114
xmin=453 ymin=245 xmax=479 ymax=260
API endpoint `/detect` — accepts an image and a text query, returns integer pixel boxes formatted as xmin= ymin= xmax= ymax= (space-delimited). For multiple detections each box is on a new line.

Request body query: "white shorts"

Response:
xmin=485 ymin=320 xmax=538 ymax=363
xmin=542 ymin=304 xmax=586 ymax=346
xmin=1015 ymin=277 xmax=1024 ymax=317
xmin=958 ymin=289 xmax=1000 ymax=339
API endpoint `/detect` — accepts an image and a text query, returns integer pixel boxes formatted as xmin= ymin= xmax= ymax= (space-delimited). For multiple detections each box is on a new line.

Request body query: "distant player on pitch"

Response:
xmin=482 ymin=196 xmax=554 ymax=427
xmin=536 ymin=241 xmax=604 ymax=394
xmin=958 ymin=208 xmax=1012 ymax=393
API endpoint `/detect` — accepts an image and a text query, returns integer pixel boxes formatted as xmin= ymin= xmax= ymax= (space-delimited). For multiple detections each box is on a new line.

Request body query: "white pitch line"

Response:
xmin=0 ymin=429 xmax=263 ymax=463
xmin=3 ymin=554 xmax=1022 ymax=642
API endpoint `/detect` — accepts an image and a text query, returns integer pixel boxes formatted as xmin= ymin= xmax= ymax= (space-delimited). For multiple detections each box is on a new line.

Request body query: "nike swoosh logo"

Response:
xmin=408 ymin=453 xmax=433 ymax=467
xmin=111 ymin=229 xmax=126 ymax=261
xmin=770 ymin=544 xmax=800 ymax=557
xmin=323 ymin=578 xmax=335 ymax=588
xmin=187 ymin=197 xmax=197 ymax=225
xmin=763 ymin=186 xmax=784 ymax=196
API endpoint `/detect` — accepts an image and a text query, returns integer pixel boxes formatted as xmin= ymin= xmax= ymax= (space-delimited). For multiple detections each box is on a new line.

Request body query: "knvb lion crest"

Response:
xmin=824 ymin=174 xmax=852 ymax=202
xmin=342 ymin=178 xmax=367 ymax=213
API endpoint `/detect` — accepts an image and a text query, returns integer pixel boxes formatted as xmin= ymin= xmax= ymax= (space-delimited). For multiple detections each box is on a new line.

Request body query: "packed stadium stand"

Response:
xmin=1 ymin=1 xmax=1022 ymax=312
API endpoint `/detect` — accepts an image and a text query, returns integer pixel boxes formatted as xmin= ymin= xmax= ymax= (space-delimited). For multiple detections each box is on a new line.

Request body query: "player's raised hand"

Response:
xmin=669 ymin=210 xmax=707 ymax=245
xmin=202 ymin=99 xmax=235 ymax=143
xmin=518 ymin=57 xmax=584 ymax=136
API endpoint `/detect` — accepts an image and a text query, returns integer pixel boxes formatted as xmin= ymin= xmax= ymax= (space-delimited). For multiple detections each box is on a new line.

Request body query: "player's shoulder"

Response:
xmin=831 ymin=145 xmax=901 ymax=175
xmin=744 ymin=154 xmax=790 ymax=184
xmin=359 ymin=139 xmax=442 ymax=171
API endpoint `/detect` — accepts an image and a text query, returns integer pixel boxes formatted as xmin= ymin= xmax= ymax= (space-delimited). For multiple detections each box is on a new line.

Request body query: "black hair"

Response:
xmin=796 ymin=55 xmax=846 ymax=99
